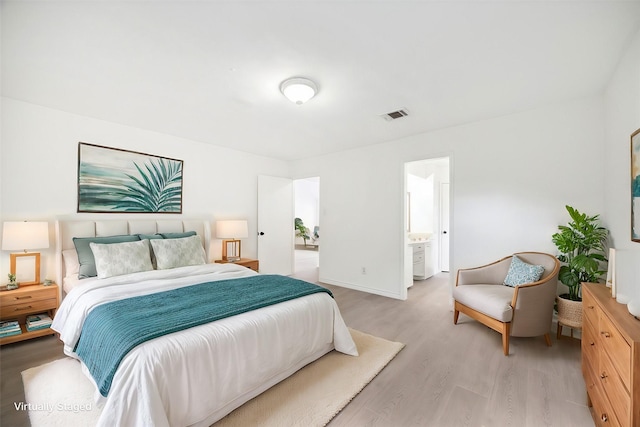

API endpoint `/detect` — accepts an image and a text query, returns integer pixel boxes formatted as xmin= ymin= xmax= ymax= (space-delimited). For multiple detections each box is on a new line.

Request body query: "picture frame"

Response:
xmin=606 ymin=248 xmax=616 ymax=297
xmin=77 ymin=142 xmax=183 ymax=213
xmin=10 ymin=252 xmax=40 ymax=286
xmin=632 ymin=128 xmax=640 ymax=242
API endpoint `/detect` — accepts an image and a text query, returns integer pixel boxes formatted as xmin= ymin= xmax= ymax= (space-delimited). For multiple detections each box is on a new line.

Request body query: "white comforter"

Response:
xmin=52 ymin=263 xmax=358 ymax=427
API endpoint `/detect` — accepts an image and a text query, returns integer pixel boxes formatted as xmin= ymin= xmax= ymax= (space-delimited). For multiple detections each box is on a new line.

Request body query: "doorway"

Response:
xmin=404 ymin=157 xmax=451 ymax=290
xmin=294 ymin=177 xmax=320 ymax=277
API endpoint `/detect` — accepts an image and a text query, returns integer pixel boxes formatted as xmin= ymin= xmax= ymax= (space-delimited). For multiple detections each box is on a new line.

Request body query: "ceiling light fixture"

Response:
xmin=280 ymin=77 xmax=318 ymax=105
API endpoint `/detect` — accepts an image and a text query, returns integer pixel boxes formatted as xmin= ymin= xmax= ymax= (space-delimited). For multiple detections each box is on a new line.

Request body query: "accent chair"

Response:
xmin=452 ymin=252 xmax=561 ymax=356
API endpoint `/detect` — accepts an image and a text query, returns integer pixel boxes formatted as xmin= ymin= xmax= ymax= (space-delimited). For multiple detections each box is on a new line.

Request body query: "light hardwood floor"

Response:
xmin=0 ymin=261 xmax=593 ymax=427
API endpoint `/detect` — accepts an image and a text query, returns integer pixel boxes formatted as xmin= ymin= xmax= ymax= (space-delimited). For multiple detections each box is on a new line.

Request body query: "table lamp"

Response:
xmin=216 ymin=220 xmax=248 ymax=262
xmin=2 ymin=221 xmax=50 ymax=286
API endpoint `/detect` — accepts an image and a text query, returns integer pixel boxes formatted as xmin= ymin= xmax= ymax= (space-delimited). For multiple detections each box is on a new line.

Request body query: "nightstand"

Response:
xmin=215 ymin=258 xmax=259 ymax=272
xmin=0 ymin=284 xmax=59 ymax=345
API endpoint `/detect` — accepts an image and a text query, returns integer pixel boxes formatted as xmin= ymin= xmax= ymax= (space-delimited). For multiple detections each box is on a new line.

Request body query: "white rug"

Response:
xmin=22 ymin=329 xmax=404 ymax=427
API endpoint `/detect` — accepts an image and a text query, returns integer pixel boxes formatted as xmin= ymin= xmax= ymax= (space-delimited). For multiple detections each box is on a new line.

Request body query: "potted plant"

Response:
xmin=7 ymin=273 xmax=18 ymax=290
xmin=294 ymin=218 xmax=310 ymax=246
xmin=552 ymin=205 xmax=608 ymax=329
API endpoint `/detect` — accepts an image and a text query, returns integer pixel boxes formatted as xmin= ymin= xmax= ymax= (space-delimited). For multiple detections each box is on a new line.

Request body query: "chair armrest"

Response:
xmin=510 ymin=272 xmax=559 ymax=336
xmin=456 ymin=257 xmax=511 ymax=286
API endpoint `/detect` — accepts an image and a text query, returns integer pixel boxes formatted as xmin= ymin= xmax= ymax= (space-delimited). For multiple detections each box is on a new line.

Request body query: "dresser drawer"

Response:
xmin=0 ymin=286 xmax=57 ymax=307
xmin=588 ymin=378 xmax=622 ymax=427
xmin=583 ymin=292 xmax=598 ymax=329
xmin=583 ymin=314 xmax=599 ymax=373
xmin=598 ymin=311 xmax=631 ymax=390
xmin=599 ymin=350 xmax=630 ymax=425
xmin=0 ymin=297 xmax=57 ymax=319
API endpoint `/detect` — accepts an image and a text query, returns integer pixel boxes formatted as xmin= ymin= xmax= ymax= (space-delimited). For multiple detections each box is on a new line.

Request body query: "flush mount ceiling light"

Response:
xmin=280 ymin=77 xmax=318 ymax=105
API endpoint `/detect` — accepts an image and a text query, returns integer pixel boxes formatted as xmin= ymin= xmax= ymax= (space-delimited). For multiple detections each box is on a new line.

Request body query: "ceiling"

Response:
xmin=2 ymin=1 xmax=640 ymax=161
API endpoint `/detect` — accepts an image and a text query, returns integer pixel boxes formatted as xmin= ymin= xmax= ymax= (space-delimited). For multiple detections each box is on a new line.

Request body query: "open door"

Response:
xmin=257 ymin=175 xmax=294 ymax=275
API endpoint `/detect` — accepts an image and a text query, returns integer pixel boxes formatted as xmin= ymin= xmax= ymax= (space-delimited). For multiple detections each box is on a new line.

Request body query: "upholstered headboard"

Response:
xmin=55 ymin=218 xmax=211 ymax=287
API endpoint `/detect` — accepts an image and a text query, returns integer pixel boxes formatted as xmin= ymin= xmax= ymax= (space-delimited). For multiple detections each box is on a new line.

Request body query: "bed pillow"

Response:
xmin=503 ymin=255 xmax=545 ymax=287
xmin=149 ymin=235 xmax=206 ymax=270
xmin=62 ymin=249 xmax=80 ymax=278
xmin=73 ymin=235 xmax=140 ymax=279
xmin=89 ymin=240 xmax=154 ymax=279
xmin=159 ymin=231 xmax=197 ymax=239
xmin=137 ymin=233 xmax=163 ymax=240
xmin=138 ymin=234 xmax=163 ymax=269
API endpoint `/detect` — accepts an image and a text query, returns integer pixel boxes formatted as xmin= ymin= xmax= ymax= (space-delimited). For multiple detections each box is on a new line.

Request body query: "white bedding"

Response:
xmin=52 ymin=263 xmax=358 ymax=427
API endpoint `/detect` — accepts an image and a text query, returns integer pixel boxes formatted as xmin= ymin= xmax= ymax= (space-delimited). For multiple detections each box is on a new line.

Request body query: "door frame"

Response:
xmin=402 ymin=154 xmax=452 ymax=296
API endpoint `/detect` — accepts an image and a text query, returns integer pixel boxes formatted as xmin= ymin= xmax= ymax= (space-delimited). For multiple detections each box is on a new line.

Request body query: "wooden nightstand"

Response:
xmin=0 ymin=284 xmax=59 ymax=345
xmin=215 ymin=258 xmax=259 ymax=272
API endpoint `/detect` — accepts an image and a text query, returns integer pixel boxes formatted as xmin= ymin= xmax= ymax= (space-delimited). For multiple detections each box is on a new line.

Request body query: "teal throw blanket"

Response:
xmin=74 ymin=275 xmax=333 ymax=396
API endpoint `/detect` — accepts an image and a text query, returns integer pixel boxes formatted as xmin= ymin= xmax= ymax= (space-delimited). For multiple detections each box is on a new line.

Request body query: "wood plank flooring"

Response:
xmin=0 ymin=261 xmax=593 ymax=426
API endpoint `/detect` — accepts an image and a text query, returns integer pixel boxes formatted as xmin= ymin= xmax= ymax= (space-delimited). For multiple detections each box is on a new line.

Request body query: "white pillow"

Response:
xmin=89 ymin=240 xmax=154 ymax=279
xmin=62 ymin=249 xmax=80 ymax=278
xmin=149 ymin=235 xmax=206 ymax=270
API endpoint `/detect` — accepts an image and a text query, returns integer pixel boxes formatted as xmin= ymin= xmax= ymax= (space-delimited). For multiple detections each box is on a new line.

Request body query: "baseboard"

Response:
xmin=319 ymin=277 xmax=405 ymax=300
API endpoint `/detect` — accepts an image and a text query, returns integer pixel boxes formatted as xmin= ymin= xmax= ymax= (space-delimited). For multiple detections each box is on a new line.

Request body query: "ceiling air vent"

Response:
xmin=381 ymin=109 xmax=409 ymax=121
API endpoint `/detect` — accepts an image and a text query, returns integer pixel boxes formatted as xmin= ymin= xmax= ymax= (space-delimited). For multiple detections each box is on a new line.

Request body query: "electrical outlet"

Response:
xmin=361 ymin=267 xmax=366 ymax=274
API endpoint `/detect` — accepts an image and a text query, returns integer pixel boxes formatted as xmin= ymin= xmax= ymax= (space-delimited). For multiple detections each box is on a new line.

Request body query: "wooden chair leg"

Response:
xmin=544 ymin=333 xmax=552 ymax=347
xmin=502 ymin=323 xmax=510 ymax=356
xmin=453 ymin=309 xmax=460 ymax=325
xmin=557 ymin=322 xmax=562 ymax=339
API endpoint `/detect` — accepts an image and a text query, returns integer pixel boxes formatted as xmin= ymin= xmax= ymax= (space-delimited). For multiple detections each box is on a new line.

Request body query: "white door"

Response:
xmin=258 ymin=175 xmax=294 ymax=275
xmin=440 ymin=182 xmax=450 ymax=272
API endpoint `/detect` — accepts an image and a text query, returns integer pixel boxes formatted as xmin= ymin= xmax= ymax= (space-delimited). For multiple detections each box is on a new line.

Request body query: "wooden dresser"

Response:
xmin=582 ymin=283 xmax=640 ymax=426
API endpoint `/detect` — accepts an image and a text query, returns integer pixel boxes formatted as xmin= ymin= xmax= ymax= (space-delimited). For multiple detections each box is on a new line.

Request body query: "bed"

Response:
xmin=51 ymin=218 xmax=358 ymax=427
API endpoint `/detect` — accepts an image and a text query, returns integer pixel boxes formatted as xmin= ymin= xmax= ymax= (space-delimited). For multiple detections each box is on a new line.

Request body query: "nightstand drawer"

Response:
xmin=242 ymin=260 xmax=259 ymax=272
xmin=1 ymin=298 xmax=57 ymax=318
xmin=1 ymin=286 xmax=57 ymax=307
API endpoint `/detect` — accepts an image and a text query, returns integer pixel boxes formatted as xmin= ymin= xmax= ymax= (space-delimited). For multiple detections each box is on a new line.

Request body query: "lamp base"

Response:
xmin=221 ymin=239 xmax=241 ymax=262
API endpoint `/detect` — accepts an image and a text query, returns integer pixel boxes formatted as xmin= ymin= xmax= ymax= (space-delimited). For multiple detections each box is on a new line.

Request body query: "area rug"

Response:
xmin=22 ymin=329 xmax=404 ymax=427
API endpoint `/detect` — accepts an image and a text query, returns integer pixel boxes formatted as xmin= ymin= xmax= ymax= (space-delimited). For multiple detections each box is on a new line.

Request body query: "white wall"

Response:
xmin=292 ymin=96 xmax=606 ymax=299
xmin=0 ymin=98 xmax=290 ymax=281
xmin=604 ymin=27 xmax=640 ymax=250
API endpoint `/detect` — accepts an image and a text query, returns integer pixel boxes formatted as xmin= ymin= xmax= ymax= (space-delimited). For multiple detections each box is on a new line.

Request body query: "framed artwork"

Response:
xmin=77 ymin=142 xmax=183 ymax=213
xmin=632 ymin=128 xmax=640 ymax=242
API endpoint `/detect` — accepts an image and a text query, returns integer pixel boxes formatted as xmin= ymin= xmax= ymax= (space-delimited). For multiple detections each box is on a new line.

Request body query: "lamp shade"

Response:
xmin=216 ymin=220 xmax=249 ymax=239
xmin=2 ymin=221 xmax=50 ymax=251
xmin=280 ymin=77 xmax=318 ymax=105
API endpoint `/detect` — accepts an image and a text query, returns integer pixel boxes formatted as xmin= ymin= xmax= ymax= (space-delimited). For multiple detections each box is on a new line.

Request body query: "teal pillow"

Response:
xmin=503 ymin=255 xmax=545 ymax=287
xmin=137 ymin=233 xmax=163 ymax=240
xmin=159 ymin=231 xmax=197 ymax=239
xmin=73 ymin=235 xmax=140 ymax=279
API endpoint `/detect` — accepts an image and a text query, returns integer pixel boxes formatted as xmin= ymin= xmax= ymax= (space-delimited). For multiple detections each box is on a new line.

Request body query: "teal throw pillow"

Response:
xmin=503 ymin=255 xmax=545 ymax=287
xmin=159 ymin=231 xmax=197 ymax=239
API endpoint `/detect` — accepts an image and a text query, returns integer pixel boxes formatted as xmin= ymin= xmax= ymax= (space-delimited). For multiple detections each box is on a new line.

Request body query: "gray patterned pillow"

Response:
xmin=89 ymin=240 xmax=154 ymax=279
xmin=149 ymin=235 xmax=206 ymax=270
xmin=503 ymin=255 xmax=544 ymax=287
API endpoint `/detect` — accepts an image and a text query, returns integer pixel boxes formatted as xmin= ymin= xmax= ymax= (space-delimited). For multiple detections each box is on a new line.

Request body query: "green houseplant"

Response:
xmin=294 ymin=218 xmax=310 ymax=246
xmin=7 ymin=273 xmax=18 ymax=290
xmin=551 ymin=205 xmax=609 ymax=301
xmin=552 ymin=205 xmax=608 ymax=333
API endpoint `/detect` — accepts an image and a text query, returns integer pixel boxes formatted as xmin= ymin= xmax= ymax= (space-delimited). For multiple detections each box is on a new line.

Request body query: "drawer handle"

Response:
xmin=14 ymin=305 xmax=33 ymax=311
xmin=590 ymin=341 xmax=595 ymax=346
xmin=587 ymin=305 xmax=595 ymax=309
xmin=14 ymin=295 xmax=33 ymax=300
xmin=600 ymin=331 xmax=611 ymax=338
xmin=600 ymin=372 xmax=608 ymax=379
xmin=601 ymin=413 xmax=608 ymax=422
